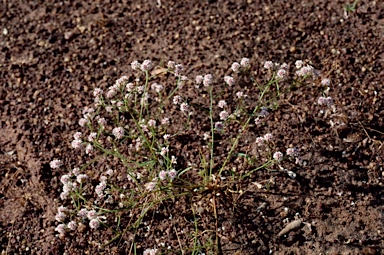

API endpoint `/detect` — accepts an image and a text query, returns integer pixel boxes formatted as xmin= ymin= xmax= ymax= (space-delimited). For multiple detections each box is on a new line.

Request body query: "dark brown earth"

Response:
xmin=1 ymin=0 xmax=384 ymax=254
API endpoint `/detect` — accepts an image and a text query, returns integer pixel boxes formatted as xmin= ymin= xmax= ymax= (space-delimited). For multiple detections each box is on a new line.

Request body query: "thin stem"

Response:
xmin=209 ymin=86 xmax=215 ymax=178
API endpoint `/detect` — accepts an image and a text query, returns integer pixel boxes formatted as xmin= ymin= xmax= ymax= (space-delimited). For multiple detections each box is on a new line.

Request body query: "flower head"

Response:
xmin=112 ymin=127 xmax=125 ymax=139
xmin=224 ymin=76 xmax=235 ymax=86
xmin=286 ymin=147 xmax=299 ymax=157
xmin=55 ymin=224 xmax=66 ymax=234
xmin=195 ymin=75 xmax=204 ymax=85
xmin=78 ymin=118 xmax=88 ymax=127
xmin=264 ymin=61 xmax=274 ymax=70
xmin=263 ymin=133 xmax=273 ymax=141
xmin=218 ymin=100 xmax=227 ymax=108
xmin=180 ymin=102 xmax=189 ymax=112
xmin=167 ymin=61 xmax=175 ymax=69
xmin=203 ymin=74 xmax=213 ymax=87
xmin=145 ymin=182 xmax=156 ymax=191
xmin=73 ymin=132 xmax=82 ymax=140
xmin=87 ymin=210 xmax=98 ymax=220
xmin=76 ymin=174 xmax=88 ymax=184
xmin=174 ymin=64 xmax=184 ymax=76
xmin=67 ymin=221 xmax=77 ymax=231
xmin=255 ymin=137 xmax=264 ymax=146
xmin=131 ymin=60 xmax=141 ymax=70
xmin=141 ymin=59 xmax=152 ymax=71
xmin=273 ymin=151 xmax=283 ymax=162
xmin=50 ymin=159 xmax=62 ymax=169
xmin=276 ymin=69 xmax=287 ymax=79
xmin=151 ymin=83 xmax=163 ymax=93
xmin=219 ymin=110 xmax=229 ymax=120
xmin=254 ymin=117 xmax=262 ymax=125
xmin=295 ymin=60 xmax=304 ymax=69
xmin=115 ymin=76 xmax=129 ymax=87
xmin=160 ymin=147 xmax=169 ymax=157
xmin=71 ymin=139 xmax=83 ymax=149
xmin=55 ymin=212 xmax=66 ymax=222
xmin=159 ymin=170 xmax=167 ymax=181
xmin=321 ymin=78 xmax=330 ymax=86
xmin=173 ymin=95 xmax=182 ymax=105
xmin=85 ymin=144 xmax=93 ymax=154
xmin=161 ymin=118 xmax=170 ymax=125
xmin=240 ymin=58 xmax=250 ymax=68
xmin=78 ymin=208 xmax=88 ymax=218
xmin=236 ymin=91 xmax=245 ymax=98
xmin=89 ymin=218 xmax=100 ymax=229
xmin=280 ymin=63 xmax=288 ymax=70
xmin=215 ymin=122 xmax=224 ymax=131
xmin=168 ymin=169 xmax=177 ymax=180
xmin=148 ymin=119 xmax=156 ymax=127
xmin=60 ymin=174 xmax=71 ymax=185
xmin=231 ymin=62 xmax=241 ymax=73
xmin=143 ymin=248 xmax=158 ymax=255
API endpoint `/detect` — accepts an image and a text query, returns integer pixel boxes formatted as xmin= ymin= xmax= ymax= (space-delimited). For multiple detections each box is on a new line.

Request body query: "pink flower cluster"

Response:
xmin=180 ymin=102 xmax=189 ymax=112
xmin=95 ymin=176 xmax=107 ymax=199
xmin=158 ymin=169 xmax=177 ymax=181
xmin=318 ymin=96 xmax=334 ymax=106
xmin=143 ymin=248 xmax=158 ymax=255
xmin=264 ymin=61 xmax=288 ymax=78
xmin=130 ymin=59 xmax=152 ymax=71
xmin=295 ymin=60 xmax=315 ymax=77
xmin=218 ymin=100 xmax=227 ymax=108
xmin=219 ymin=110 xmax=229 ymax=120
xmin=59 ymin=169 xmax=88 ymax=200
xmin=55 ymin=206 xmax=68 ymax=222
xmin=167 ymin=60 xmax=184 ymax=76
xmin=54 ymin=206 xmax=77 ymax=234
xmin=174 ymin=64 xmax=184 ymax=76
xmin=195 ymin=74 xmax=213 ymax=87
xmin=224 ymin=76 xmax=235 ymax=86
xmin=173 ymin=95 xmax=183 ymax=105
xmin=321 ymin=78 xmax=330 ymax=86
xmin=78 ymin=107 xmax=95 ymax=127
xmin=50 ymin=159 xmax=62 ymax=169
xmin=215 ymin=121 xmax=224 ymax=131
xmin=231 ymin=58 xmax=250 ymax=73
xmin=203 ymin=74 xmax=213 ymax=87
xmin=141 ymin=60 xmax=152 ymax=71
xmin=286 ymin=147 xmax=303 ymax=165
xmin=255 ymin=133 xmax=273 ymax=146
xmin=151 ymin=83 xmax=164 ymax=93
xmin=112 ymin=127 xmax=125 ymax=139
xmin=273 ymin=151 xmax=284 ymax=162
xmin=77 ymin=208 xmax=103 ymax=230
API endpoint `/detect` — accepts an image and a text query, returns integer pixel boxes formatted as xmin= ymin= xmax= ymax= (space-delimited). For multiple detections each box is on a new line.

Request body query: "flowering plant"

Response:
xmin=51 ymin=58 xmax=333 ymax=254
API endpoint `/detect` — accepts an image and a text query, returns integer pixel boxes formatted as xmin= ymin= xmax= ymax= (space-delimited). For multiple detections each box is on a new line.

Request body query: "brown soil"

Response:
xmin=1 ymin=1 xmax=383 ymax=254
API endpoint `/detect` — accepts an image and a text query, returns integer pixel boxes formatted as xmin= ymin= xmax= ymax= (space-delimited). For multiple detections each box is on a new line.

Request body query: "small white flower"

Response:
xmin=50 ymin=159 xmax=62 ymax=169
xmin=89 ymin=218 xmax=100 ymax=229
xmin=240 ymin=58 xmax=250 ymax=68
xmin=231 ymin=62 xmax=241 ymax=73
xmin=159 ymin=170 xmax=167 ymax=181
xmin=218 ymin=100 xmax=227 ymax=108
xmin=180 ymin=102 xmax=189 ymax=112
xmin=273 ymin=151 xmax=283 ymax=162
xmin=112 ymin=127 xmax=124 ymax=139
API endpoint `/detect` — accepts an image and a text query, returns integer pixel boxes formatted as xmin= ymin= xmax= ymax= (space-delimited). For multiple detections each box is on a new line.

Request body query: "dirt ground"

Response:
xmin=1 ymin=0 xmax=383 ymax=254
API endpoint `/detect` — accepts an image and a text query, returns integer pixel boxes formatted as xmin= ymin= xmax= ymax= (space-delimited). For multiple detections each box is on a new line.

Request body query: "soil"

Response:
xmin=1 ymin=0 xmax=384 ymax=254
